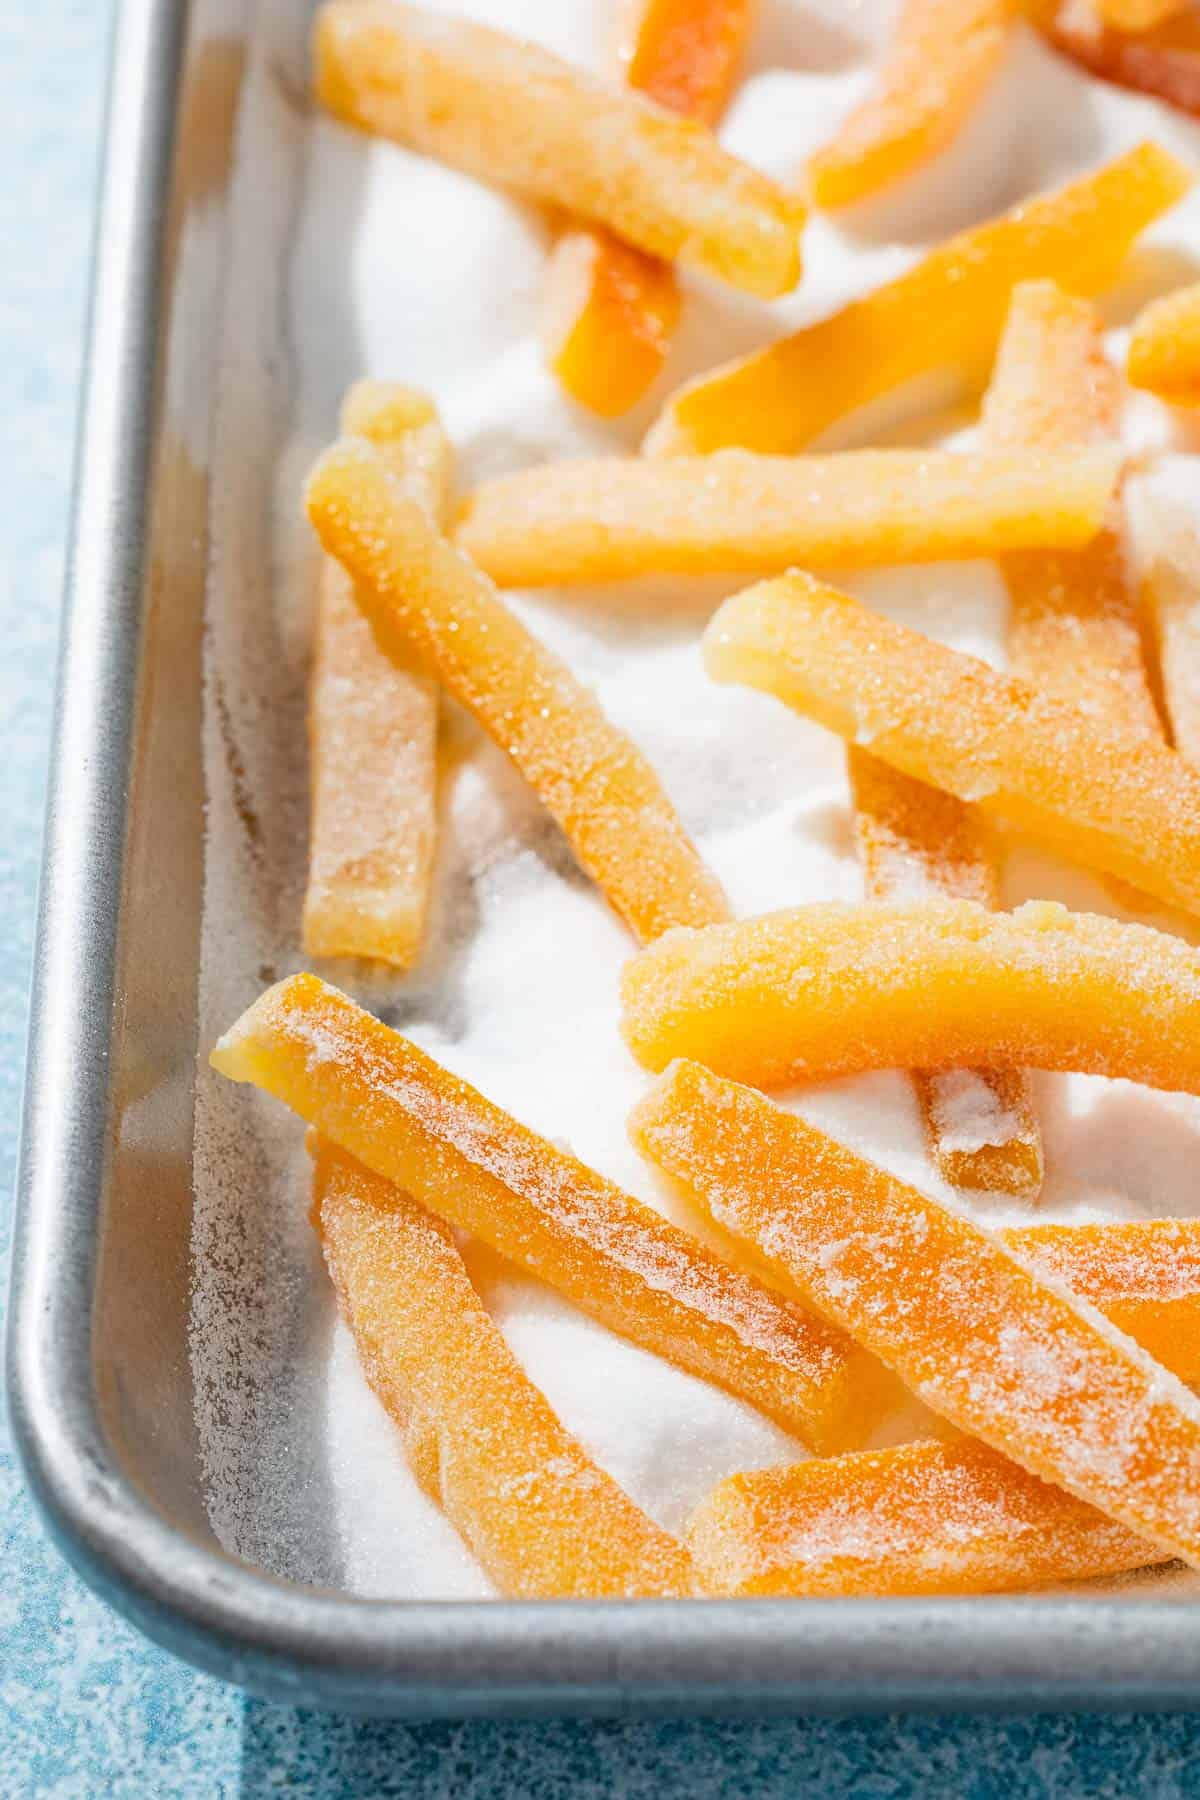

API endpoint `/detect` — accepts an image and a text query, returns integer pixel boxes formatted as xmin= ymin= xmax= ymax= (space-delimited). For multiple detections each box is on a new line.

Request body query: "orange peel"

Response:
xmin=1129 ymin=282 xmax=1200 ymax=406
xmin=632 ymin=1058 xmax=1200 ymax=1569
xmin=315 ymin=1139 xmax=691 ymax=1597
xmin=307 ymin=439 xmax=728 ymax=943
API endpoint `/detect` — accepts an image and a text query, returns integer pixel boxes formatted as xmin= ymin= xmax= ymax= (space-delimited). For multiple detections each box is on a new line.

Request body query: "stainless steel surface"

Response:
xmin=9 ymin=0 xmax=1200 ymax=1717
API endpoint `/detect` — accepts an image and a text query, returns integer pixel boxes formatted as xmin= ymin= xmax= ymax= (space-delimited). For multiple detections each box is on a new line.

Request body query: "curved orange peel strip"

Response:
xmin=455 ymin=447 xmax=1120 ymax=585
xmin=631 ymin=1059 xmax=1200 ymax=1569
xmin=314 ymin=1 xmax=802 ymax=300
xmin=212 ymin=974 xmax=897 ymax=1454
xmin=1129 ymin=282 xmax=1200 ymax=406
xmin=808 ymin=0 xmax=1019 ymax=210
xmin=848 ymin=751 xmax=1042 ymax=1197
xmin=315 ymin=1139 xmax=692 ymax=1597
xmin=543 ymin=0 xmax=752 ymax=416
xmin=307 ymin=440 xmax=728 ymax=943
xmin=702 ymin=571 xmax=1200 ymax=916
xmin=303 ymin=383 xmax=444 ymax=967
xmin=620 ymin=896 xmax=1200 ymax=1090
xmin=644 ymin=142 xmax=1191 ymax=454
xmin=687 ymin=1437 xmax=1161 ymax=1598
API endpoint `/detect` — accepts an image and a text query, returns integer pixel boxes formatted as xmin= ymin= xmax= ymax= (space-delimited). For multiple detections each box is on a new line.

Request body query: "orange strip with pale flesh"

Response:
xmin=212 ymin=974 xmax=897 ymax=1454
xmin=543 ymin=0 xmax=753 ymax=416
xmin=314 ymin=0 xmax=802 ymax=300
xmin=645 ymin=142 xmax=1190 ymax=453
xmin=307 ymin=439 xmax=728 ymax=944
xmin=702 ymin=572 xmax=1200 ymax=917
xmin=620 ymin=896 xmax=1200 ymax=1091
xmin=455 ymin=447 xmax=1120 ymax=585
xmin=304 ymin=383 xmax=443 ymax=967
xmin=808 ymin=0 xmax=1020 ymax=209
xmin=687 ymin=1437 xmax=1162 ymax=1598
xmin=315 ymin=1139 xmax=691 ymax=1597
xmin=631 ymin=1058 xmax=1200 ymax=1569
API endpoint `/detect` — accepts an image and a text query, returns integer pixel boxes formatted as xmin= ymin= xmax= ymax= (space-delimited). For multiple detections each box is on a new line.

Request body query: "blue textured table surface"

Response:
xmin=5 ymin=7 xmax=1200 ymax=1795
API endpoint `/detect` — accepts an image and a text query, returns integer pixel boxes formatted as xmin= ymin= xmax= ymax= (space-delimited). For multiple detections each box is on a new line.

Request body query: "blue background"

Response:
xmin=4 ymin=5 xmax=1200 ymax=1792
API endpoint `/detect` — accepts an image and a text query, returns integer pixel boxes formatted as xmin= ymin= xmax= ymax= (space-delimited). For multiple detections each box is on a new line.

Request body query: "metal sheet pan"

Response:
xmin=10 ymin=0 xmax=1200 ymax=1716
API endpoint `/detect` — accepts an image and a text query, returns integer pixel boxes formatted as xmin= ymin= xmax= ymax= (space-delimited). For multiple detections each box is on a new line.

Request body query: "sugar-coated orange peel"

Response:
xmin=455 ymin=447 xmax=1120 ymax=585
xmin=304 ymin=383 xmax=444 ymax=967
xmin=808 ymin=0 xmax=1020 ymax=209
xmin=1042 ymin=3 xmax=1200 ymax=116
xmin=702 ymin=572 xmax=1200 ymax=916
xmin=847 ymin=750 xmax=1043 ymax=1197
xmin=986 ymin=280 xmax=1163 ymax=739
xmin=213 ymin=974 xmax=898 ymax=1454
xmin=543 ymin=0 xmax=752 ymax=416
xmin=620 ymin=896 xmax=1200 ymax=1091
xmin=687 ymin=1437 xmax=1161 ymax=1598
xmin=645 ymin=143 xmax=1191 ymax=453
xmin=315 ymin=1139 xmax=692 ymax=1597
xmin=631 ymin=1059 xmax=1200 ymax=1569
xmin=1096 ymin=0 xmax=1191 ymax=30
xmin=307 ymin=439 xmax=728 ymax=943
xmin=314 ymin=1 xmax=802 ymax=300
xmin=1129 ymin=282 xmax=1200 ymax=406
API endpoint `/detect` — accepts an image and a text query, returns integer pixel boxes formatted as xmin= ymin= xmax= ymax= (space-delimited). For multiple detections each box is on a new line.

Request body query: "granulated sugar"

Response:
xmin=191 ymin=0 xmax=1200 ymax=1599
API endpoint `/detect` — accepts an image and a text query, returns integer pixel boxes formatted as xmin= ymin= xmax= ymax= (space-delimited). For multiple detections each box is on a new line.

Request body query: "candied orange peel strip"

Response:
xmin=306 ymin=439 xmax=728 ymax=943
xmin=702 ymin=571 xmax=1200 ymax=916
xmin=303 ymin=383 xmax=444 ymax=967
xmin=314 ymin=1 xmax=802 ymax=300
xmin=1042 ymin=3 xmax=1200 ymax=116
xmin=212 ymin=974 xmax=897 ymax=1454
xmin=315 ymin=1139 xmax=691 ymax=1597
xmin=1004 ymin=1218 xmax=1200 ymax=1384
xmin=455 ymin=447 xmax=1120 ymax=585
xmin=631 ymin=1058 xmax=1200 ymax=1568
xmin=1096 ymin=0 xmax=1191 ymax=30
xmin=687 ymin=1437 xmax=1161 ymax=1598
xmin=985 ymin=280 xmax=1163 ymax=739
xmin=645 ymin=143 xmax=1190 ymax=453
xmin=621 ymin=896 xmax=1200 ymax=1090
xmin=1129 ymin=282 xmax=1200 ymax=405
xmin=808 ymin=0 xmax=1020 ymax=210
xmin=847 ymin=751 xmax=1042 ymax=1197
xmin=543 ymin=0 xmax=752 ymax=416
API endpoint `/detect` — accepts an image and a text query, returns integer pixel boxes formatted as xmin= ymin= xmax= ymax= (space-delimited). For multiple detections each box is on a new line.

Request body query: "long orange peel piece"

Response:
xmin=315 ymin=1138 xmax=691 ymax=1597
xmin=543 ymin=0 xmax=753 ymax=416
xmin=701 ymin=571 xmax=1200 ymax=918
xmin=306 ymin=438 xmax=728 ymax=944
xmin=620 ymin=896 xmax=1200 ymax=1092
xmin=212 ymin=973 xmax=898 ymax=1455
xmin=1129 ymin=281 xmax=1200 ymax=406
xmin=808 ymin=0 xmax=1020 ymax=210
xmin=455 ymin=447 xmax=1121 ymax=586
xmin=314 ymin=0 xmax=803 ymax=300
xmin=303 ymin=382 xmax=443 ymax=967
xmin=631 ymin=1058 xmax=1200 ymax=1570
xmin=644 ymin=142 xmax=1191 ymax=454
xmin=687 ymin=1437 xmax=1162 ymax=1598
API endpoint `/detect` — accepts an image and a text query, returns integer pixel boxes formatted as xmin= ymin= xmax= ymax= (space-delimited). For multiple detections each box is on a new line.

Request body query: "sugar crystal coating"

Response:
xmin=632 ymin=1059 xmax=1200 ymax=1568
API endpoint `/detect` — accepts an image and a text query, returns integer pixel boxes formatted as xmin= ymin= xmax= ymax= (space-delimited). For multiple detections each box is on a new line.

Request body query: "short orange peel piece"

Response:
xmin=847 ymin=750 xmax=1043 ymax=1197
xmin=645 ymin=142 xmax=1191 ymax=453
xmin=620 ymin=896 xmax=1200 ymax=1091
xmin=702 ymin=571 xmax=1200 ymax=917
xmin=1129 ymin=282 xmax=1200 ymax=406
xmin=315 ymin=1139 xmax=692 ymax=1597
xmin=631 ymin=1058 xmax=1200 ymax=1569
xmin=307 ymin=439 xmax=729 ymax=943
xmin=808 ymin=0 xmax=1020 ymax=210
xmin=303 ymin=382 xmax=444 ymax=967
xmin=543 ymin=0 xmax=752 ymax=416
xmin=455 ymin=447 xmax=1121 ymax=585
xmin=687 ymin=1437 xmax=1161 ymax=1598
xmin=314 ymin=0 xmax=802 ymax=300
xmin=212 ymin=974 xmax=897 ymax=1454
